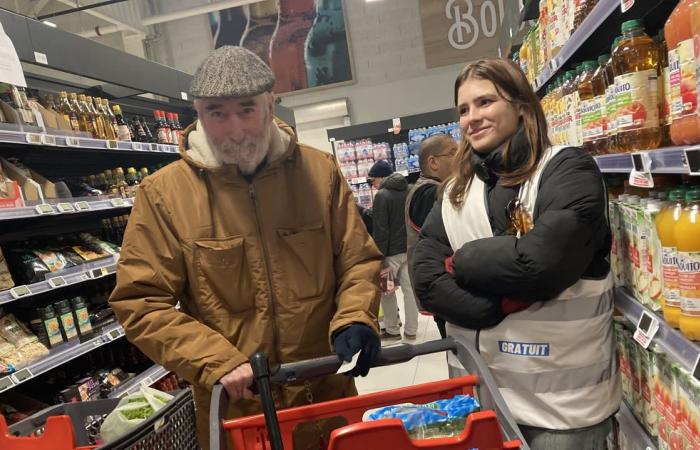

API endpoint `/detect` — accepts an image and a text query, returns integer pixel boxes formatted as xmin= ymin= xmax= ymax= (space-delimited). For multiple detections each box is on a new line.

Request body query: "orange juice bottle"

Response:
xmin=678 ymin=188 xmax=700 ymax=340
xmin=667 ymin=0 xmax=700 ymax=145
xmin=612 ymin=20 xmax=661 ymax=152
xmin=656 ymin=187 xmax=688 ymax=327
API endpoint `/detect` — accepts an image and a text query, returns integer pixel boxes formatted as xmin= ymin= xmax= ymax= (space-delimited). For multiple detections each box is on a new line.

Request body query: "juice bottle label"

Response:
xmin=679 ymin=251 xmax=700 ymax=315
xmin=662 ymin=246 xmax=681 ymax=307
xmin=662 ymin=66 xmax=671 ymax=126
xmin=606 ymin=84 xmax=618 ymax=136
xmin=581 ymin=96 xmax=605 ymax=142
xmin=614 ymin=69 xmax=660 ymax=131
xmin=565 ymin=93 xmax=580 ymax=145
xmin=670 ymin=39 xmax=698 ymax=120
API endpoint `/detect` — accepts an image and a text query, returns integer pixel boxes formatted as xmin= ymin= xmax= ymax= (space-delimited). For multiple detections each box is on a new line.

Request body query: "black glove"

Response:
xmin=332 ymin=323 xmax=380 ymax=377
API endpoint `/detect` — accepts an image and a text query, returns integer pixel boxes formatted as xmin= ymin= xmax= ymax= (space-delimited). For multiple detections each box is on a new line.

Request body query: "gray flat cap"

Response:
xmin=190 ymin=46 xmax=275 ymax=98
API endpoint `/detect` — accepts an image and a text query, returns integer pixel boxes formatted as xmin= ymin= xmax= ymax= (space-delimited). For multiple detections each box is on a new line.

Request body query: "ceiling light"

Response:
xmin=42 ymin=21 xmax=57 ymax=28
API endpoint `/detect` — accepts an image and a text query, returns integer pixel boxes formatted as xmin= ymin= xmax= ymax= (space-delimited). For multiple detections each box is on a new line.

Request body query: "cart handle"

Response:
xmin=267 ymin=337 xmax=456 ymax=385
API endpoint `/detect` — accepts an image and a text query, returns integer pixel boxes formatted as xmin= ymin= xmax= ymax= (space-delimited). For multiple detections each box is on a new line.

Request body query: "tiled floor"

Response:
xmin=355 ymin=289 xmax=449 ymax=395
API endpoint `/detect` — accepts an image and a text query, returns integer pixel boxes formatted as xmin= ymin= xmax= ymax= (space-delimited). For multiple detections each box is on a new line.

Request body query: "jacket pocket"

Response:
xmin=277 ymin=223 xmax=331 ymax=301
xmin=194 ymin=236 xmax=255 ymax=314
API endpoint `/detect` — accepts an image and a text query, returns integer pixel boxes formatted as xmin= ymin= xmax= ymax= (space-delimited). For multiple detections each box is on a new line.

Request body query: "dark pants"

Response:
xmin=519 ymin=418 xmax=612 ymax=450
xmin=434 ymin=316 xmax=447 ymax=339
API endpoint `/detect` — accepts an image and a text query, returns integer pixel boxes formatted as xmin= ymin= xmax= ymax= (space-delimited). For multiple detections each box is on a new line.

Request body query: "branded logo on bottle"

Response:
xmin=498 ymin=341 xmax=550 ymax=357
xmin=678 ymin=257 xmax=700 ymax=272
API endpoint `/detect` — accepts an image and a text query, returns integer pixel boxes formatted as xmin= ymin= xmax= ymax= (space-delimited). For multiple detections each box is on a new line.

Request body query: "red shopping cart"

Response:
xmin=210 ymin=337 xmax=529 ymax=450
xmin=1 ymin=388 xmax=198 ymax=450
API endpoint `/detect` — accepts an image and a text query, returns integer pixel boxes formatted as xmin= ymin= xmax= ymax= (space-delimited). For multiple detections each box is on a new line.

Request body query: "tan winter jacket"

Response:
xmin=109 ymin=119 xmax=382 ymax=448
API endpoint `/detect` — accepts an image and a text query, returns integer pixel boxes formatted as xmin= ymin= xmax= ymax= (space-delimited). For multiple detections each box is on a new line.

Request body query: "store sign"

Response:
xmin=0 ymin=21 xmax=26 ymax=86
xmin=418 ymin=0 xmax=507 ymax=69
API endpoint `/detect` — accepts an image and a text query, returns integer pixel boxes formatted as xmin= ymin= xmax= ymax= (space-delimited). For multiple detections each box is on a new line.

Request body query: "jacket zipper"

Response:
xmin=248 ymin=184 xmax=282 ymax=365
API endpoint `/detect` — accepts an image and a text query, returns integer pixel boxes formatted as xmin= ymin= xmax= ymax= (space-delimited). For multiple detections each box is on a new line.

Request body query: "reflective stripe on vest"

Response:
xmin=442 ymin=145 xmax=620 ymax=429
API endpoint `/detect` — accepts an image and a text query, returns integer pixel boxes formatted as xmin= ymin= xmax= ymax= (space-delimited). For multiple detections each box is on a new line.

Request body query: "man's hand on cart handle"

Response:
xmin=220 ymin=362 xmax=255 ymax=401
xmin=332 ymin=323 xmax=380 ymax=377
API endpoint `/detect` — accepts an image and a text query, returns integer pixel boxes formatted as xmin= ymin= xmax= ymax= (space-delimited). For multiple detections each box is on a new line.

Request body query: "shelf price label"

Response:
xmin=65 ymin=136 xmax=80 ymax=147
xmin=25 ymin=133 xmax=42 ymax=144
xmin=48 ymin=276 xmax=67 ymax=289
xmin=110 ymin=198 xmax=127 ymax=207
xmin=633 ymin=310 xmax=660 ymax=349
xmin=149 ymin=143 xmax=158 ymax=152
xmin=140 ymin=376 xmax=154 ymax=387
xmin=629 ymin=152 xmax=654 ymax=188
xmin=56 ymin=202 xmax=75 ymax=213
xmin=89 ymin=267 xmax=110 ymax=279
xmin=132 ymin=142 xmax=142 ymax=151
xmin=35 ymin=204 xmax=55 ymax=215
xmin=620 ymin=0 xmax=635 ymax=13
xmin=108 ymin=328 xmax=123 ymax=341
xmin=11 ymin=368 xmax=33 ymax=384
xmin=41 ymin=135 xmax=56 ymax=146
xmin=106 ymin=140 xmax=119 ymax=149
xmin=10 ymin=285 xmax=31 ymax=299
xmin=685 ymin=146 xmax=700 ymax=175
xmin=74 ymin=201 xmax=91 ymax=211
xmin=0 ymin=376 xmax=14 ymax=392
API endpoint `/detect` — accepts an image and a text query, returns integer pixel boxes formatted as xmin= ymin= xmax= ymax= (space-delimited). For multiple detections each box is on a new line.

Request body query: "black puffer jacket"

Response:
xmin=411 ymin=140 xmax=611 ymax=330
xmin=372 ymin=173 xmax=408 ymax=257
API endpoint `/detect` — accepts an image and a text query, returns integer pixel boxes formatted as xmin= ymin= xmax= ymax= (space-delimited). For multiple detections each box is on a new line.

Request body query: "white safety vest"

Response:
xmin=442 ymin=145 xmax=621 ymax=429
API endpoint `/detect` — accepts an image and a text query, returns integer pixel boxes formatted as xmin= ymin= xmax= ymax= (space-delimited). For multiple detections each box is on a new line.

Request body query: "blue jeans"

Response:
xmin=519 ymin=418 xmax=612 ymax=450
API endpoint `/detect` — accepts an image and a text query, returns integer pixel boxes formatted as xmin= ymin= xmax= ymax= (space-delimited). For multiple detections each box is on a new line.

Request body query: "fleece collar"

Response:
xmin=180 ymin=118 xmax=293 ymax=173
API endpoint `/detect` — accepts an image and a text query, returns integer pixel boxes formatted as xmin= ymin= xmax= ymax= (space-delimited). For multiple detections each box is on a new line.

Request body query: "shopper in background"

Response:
xmin=405 ymin=134 xmax=457 ymax=339
xmin=412 ymin=58 xmax=620 ymax=449
xmin=109 ymin=46 xmax=382 ymax=449
xmin=368 ymin=160 xmax=418 ymax=341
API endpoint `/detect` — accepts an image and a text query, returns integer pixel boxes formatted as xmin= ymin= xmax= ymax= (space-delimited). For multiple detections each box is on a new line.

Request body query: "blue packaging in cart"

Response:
xmin=362 ymin=395 xmax=480 ymax=439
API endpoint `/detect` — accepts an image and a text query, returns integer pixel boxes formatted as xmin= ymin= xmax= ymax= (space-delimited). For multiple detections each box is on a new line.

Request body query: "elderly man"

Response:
xmin=109 ymin=46 xmax=382 ymax=448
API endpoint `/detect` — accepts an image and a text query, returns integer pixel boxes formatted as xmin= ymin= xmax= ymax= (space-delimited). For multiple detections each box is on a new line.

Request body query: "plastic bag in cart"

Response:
xmin=362 ymin=394 xmax=480 ymax=439
xmin=99 ymin=385 xmax=174 ymax=443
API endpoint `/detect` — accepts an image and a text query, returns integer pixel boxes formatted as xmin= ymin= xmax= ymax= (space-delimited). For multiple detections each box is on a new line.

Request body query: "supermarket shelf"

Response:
xmin=594 ymin=147 xmax=689 ymax=173
xmin=0 ymin=254 xmax=119 ymax=306
xmin=347 ymin=169 xmax=420 ymax=185
xmin=109 ymin=365 xmax=169 ymax=399
xmin=616 ymin=401 xmax=658 ymax=450
xmin=533 ymin=0 xmax=619 ymax=92
xmin=0 ymin=197 xmax=132 ymax=222
xmin=0 ymin=323 xmax=125 ymax=394
xmin=0 ymin=129 xmax=179 ymax=155
xmin=614 ymin=287 xmax=700 ymax=372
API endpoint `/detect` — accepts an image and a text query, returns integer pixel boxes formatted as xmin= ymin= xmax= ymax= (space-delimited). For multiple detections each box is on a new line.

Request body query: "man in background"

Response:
xmin=368 ymin=160 xmax=417 ymax=341
xmin=405 ymin=134 xmax=456 ymax=339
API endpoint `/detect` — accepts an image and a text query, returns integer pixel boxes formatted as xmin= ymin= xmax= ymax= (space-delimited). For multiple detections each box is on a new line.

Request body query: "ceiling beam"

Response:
xmin=54 ymin=0 xmax=146 ymax=36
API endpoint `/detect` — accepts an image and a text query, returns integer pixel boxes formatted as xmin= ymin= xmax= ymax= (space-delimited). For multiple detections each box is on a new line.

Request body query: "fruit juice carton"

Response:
xmin=669 ymin=364 xmax=685 ymax=450
xmin=610 ymin=201 xmax=625 ymax=287
xmin=615 ymin=320 xmax=633 ymax=402
xmin=677 ymin=368 xmax=696 ymax=449
xmin=638 ymin=345 xmax=659 ymax=436
xmin=655 ymin=355 xmax=678 ymax=450
xmin=641 ymin=202 xmax=665 ymax=310
xmin=625 ymin=329 xmax=644 ymax=420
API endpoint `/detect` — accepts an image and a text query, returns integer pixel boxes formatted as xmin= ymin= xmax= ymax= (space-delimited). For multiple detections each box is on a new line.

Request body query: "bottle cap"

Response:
xmin=621 ymin=20 xmax=643 ymax=34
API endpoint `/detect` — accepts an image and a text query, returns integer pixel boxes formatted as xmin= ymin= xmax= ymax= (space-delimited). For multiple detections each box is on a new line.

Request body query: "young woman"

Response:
xmin=411 ymin=59 xmax=620 ymax=449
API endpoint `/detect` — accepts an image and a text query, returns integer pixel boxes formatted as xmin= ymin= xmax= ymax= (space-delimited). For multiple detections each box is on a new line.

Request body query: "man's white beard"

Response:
xmin=207 ymin=115 xmax=273 ymax=174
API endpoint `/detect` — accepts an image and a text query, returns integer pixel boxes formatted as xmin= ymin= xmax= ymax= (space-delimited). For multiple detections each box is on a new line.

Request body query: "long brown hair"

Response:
xmin=447 ymin=58 xmax=550 ymax=208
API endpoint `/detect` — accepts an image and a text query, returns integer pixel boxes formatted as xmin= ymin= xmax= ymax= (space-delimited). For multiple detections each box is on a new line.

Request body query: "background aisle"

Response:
xmin=356 ymin=289 xmax=448 ymax=395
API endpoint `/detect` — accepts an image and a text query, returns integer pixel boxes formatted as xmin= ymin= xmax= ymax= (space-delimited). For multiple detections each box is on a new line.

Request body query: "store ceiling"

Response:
xmin=0 ymin=0 xmax=261 ymax=38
